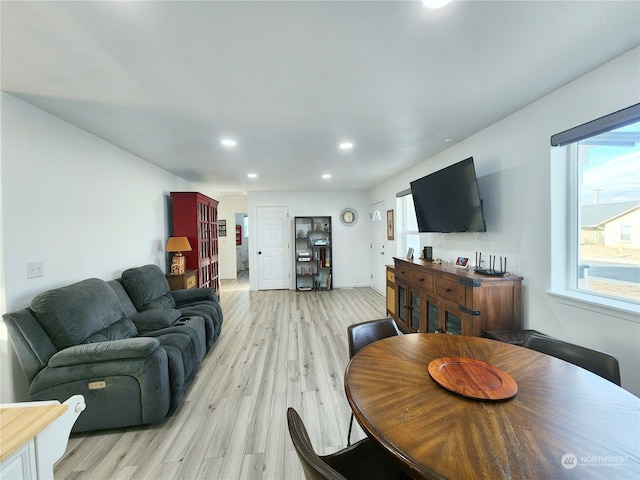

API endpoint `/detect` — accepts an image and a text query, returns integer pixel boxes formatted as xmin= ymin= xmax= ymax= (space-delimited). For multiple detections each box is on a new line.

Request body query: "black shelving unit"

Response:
xmin=294 ymin=216 xmax=332 ymax=291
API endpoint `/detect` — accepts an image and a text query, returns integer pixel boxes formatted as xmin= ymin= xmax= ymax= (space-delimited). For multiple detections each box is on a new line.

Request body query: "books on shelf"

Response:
xmin=297 ymin=250 xmax=311 ymax=261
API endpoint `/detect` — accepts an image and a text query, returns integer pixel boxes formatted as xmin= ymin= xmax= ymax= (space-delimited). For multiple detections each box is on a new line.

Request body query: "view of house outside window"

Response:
xmin=576 ymin=120 xmax=640 ymax=303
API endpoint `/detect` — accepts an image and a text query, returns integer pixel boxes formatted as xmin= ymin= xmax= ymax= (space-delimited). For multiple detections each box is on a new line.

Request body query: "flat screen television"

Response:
xmin=410 ymin=157 xmax=487 ymax=233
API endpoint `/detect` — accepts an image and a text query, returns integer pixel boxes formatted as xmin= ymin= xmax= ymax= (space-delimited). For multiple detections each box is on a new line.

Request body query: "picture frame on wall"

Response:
xmin=387 ymin=209 xmax=395 ymax=240
xmin=218 ymin=219 xmax=227 ymax=237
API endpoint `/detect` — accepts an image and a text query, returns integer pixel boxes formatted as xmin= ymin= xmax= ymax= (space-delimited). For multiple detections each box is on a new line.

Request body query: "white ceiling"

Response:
xmin=2 ymin=1 xmax=639 ymax=195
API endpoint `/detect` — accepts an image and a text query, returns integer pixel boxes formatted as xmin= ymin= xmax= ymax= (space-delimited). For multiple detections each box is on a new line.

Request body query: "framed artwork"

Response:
xmin=387 ymin=209 xmax=395 ymax=240
xmin=218 ymin=219 xmax=227 ymax=237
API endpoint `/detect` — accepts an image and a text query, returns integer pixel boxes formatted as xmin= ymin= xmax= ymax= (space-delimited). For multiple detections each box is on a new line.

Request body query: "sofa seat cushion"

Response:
xmin=31 ymin=278 xmax=127 ymax=350
xmin=82 ymin=318 xmax=138 ymax=344
xmin=121 ymin=265 xmax=176 ymax=311
xmin=143 ymin=316 xmax=206 ymax=365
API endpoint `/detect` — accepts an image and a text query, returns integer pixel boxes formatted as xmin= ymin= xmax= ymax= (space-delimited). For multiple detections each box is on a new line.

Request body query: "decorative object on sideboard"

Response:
xmin=406 ymin=247 xmax=414 ymax=260
xmin=166 ymin=236 xmax=192 ymax=274
xmin=474 ymin=252 xmax=507 ymax=277
xmin=455 ymin=256 xmax=469 ymax=269
xmin=422 ymin=246 xmax=433 ymax=261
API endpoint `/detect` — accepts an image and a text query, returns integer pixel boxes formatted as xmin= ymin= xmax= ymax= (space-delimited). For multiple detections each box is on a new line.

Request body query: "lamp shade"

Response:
xmin=166 ymin=236 xmax=192 ymax=252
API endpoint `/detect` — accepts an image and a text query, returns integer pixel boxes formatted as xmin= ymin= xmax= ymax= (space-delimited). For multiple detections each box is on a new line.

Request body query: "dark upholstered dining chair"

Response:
xmin=346 ymin=318 xmax=402 ymax=445
xmin=523 ymin=334 xmax=621 ymax=386
xmin=287 ymin=408 xmax=410 ymax=480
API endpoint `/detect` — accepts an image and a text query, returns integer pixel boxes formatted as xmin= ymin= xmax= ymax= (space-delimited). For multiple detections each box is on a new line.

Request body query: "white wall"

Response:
xmin=247 ymin=191 xmax=370 ymax=291
xmin=369 ymin=47 xmax=640 ymax=394
xmin=0 ymin=94 xmax=7 ymax=403
xmin=0 ymin=93 xmax=192 ymax=402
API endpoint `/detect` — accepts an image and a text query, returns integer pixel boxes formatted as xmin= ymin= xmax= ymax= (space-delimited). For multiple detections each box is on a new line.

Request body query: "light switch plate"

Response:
xmin=27 ymin=261 xmax=43 ymax=279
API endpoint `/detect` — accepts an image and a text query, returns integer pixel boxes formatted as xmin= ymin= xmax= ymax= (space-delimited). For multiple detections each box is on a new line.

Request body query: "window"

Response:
xmin=551 ymin=105 xmax=640 ymax=307
xmin=620 ymin=225 xmax=631 ymax=242
xmin=396 ymin=191 xmax=420 ymax=258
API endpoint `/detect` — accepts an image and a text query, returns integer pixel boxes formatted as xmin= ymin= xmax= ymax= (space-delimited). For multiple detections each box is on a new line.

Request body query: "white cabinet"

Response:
xmin=2 ymin=442 xmax=36 ymax=479
xmin=0 ymin=395 xmax=85 ymax=480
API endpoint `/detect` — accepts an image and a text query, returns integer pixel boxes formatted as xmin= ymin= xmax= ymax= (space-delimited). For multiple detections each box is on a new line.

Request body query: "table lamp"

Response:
xmin=166 ymin=236 xmax=192 ymax=274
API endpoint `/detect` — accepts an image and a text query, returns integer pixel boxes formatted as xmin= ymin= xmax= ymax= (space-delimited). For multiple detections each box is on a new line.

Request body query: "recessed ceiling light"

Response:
xmin=322 ymin=174 xmax=332 ymax=179
xmin=247 ymin=173 xmax=257 ymax=179
xmin=221 ymin=139 xmax=237 ymax=147
xmin=423 ymin=0 xmax=451 ymax=9
xmin=339 ymin=142 xmax=353 ymax=150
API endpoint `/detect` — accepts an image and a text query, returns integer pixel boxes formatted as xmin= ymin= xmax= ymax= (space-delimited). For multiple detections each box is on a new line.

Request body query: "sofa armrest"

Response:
xmin=170 ymin=288 xmax=218 ymax=306
xmin=128 ymin=309 xmax=182 ymax=333
xmin=48 ymin=338 xmax=161 ymax=367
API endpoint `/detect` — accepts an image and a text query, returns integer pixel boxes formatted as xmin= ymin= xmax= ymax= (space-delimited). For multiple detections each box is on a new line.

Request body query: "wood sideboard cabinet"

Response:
xmin=386 ymin=265 xmax=395 ymax=318
xmin=390 ymin=257 xmax=522 ymax=336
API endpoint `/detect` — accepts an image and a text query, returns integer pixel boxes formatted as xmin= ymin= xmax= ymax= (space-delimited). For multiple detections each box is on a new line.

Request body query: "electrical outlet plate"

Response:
xmin=27 ymin=261 xmax=43 ymax=279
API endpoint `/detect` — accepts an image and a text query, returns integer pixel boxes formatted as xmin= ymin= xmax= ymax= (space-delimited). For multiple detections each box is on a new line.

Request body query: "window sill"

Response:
xmin=547 ymin=289 xmax=640 ymax=324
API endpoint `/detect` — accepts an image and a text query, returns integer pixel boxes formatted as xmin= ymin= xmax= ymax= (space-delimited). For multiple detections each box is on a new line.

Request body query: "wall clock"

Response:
xmin=340 ymin=208 xmax=358 ymax=226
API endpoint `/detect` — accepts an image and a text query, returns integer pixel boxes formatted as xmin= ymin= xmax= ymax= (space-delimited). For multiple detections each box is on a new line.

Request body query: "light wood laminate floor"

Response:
xmin=54 ymin=271 xmax=385 ymax=479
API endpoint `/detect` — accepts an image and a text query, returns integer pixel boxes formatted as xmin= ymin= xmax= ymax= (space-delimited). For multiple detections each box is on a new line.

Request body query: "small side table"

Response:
xmin=166 ymin=269 xmax=197 ymax=291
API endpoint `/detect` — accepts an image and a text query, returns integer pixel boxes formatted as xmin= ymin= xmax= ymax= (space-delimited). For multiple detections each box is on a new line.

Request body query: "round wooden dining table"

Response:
xmin=344 ymin=333 xmax=640 ymax=480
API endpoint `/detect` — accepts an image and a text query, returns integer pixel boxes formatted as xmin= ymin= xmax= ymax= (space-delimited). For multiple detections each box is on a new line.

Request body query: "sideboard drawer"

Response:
xmin=435 ymin=277 xmax=465 ymax=305
xmin=395 ymin=266 xmax=413 ymax=284
xmin=387 ymin=268 xmax=395 ymax=283
xmin=186 ymin=273 xmax=197 ymax=289
xmin=413 ymin=270 xmax=434 ymax=292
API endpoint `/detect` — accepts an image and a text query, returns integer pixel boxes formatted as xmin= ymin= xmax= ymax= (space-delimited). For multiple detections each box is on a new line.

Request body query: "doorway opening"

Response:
xmin=236 ymin=213 xmax=249 ymax=282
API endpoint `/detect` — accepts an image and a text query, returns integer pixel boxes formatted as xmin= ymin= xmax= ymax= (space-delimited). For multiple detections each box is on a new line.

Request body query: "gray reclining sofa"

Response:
xmin=3 ymin=264 xmax=223 ymax=433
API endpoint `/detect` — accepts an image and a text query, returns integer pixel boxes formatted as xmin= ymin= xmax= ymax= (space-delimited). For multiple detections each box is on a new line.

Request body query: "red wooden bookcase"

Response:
xmin=170 ymin=192 xmax=220 ymax=295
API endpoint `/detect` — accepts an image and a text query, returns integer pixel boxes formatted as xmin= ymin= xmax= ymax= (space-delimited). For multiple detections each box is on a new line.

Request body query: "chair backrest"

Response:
xmin=287 ymin=408 xmax=347 ymax=480
xmin=523 ymin=334 xmax=621 ymax=386
xmin=347 ymin=318 xmax=401 ymax=359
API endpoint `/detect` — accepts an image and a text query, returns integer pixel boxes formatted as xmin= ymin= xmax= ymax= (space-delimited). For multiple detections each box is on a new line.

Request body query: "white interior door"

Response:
xmin=256 ymin=206 xmax=289 ymax=290
xmin=370 ymin=202 xmax=387 ymax=294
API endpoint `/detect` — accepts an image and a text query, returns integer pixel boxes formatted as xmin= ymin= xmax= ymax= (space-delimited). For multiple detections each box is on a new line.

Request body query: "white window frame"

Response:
xmin=549 ymin=105 xmax=640 ymax=321
xmin=395 ymin=191 xmax=420 ymax=258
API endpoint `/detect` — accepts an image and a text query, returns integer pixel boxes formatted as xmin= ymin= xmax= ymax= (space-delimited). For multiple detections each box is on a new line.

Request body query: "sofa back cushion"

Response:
xmin=121 ymin=265 xmax=176 ymax=311
xmin=31 ymin=278 xmax=127 ymax=350
xmin=107 ymin=279 xmax=138 ymax=316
